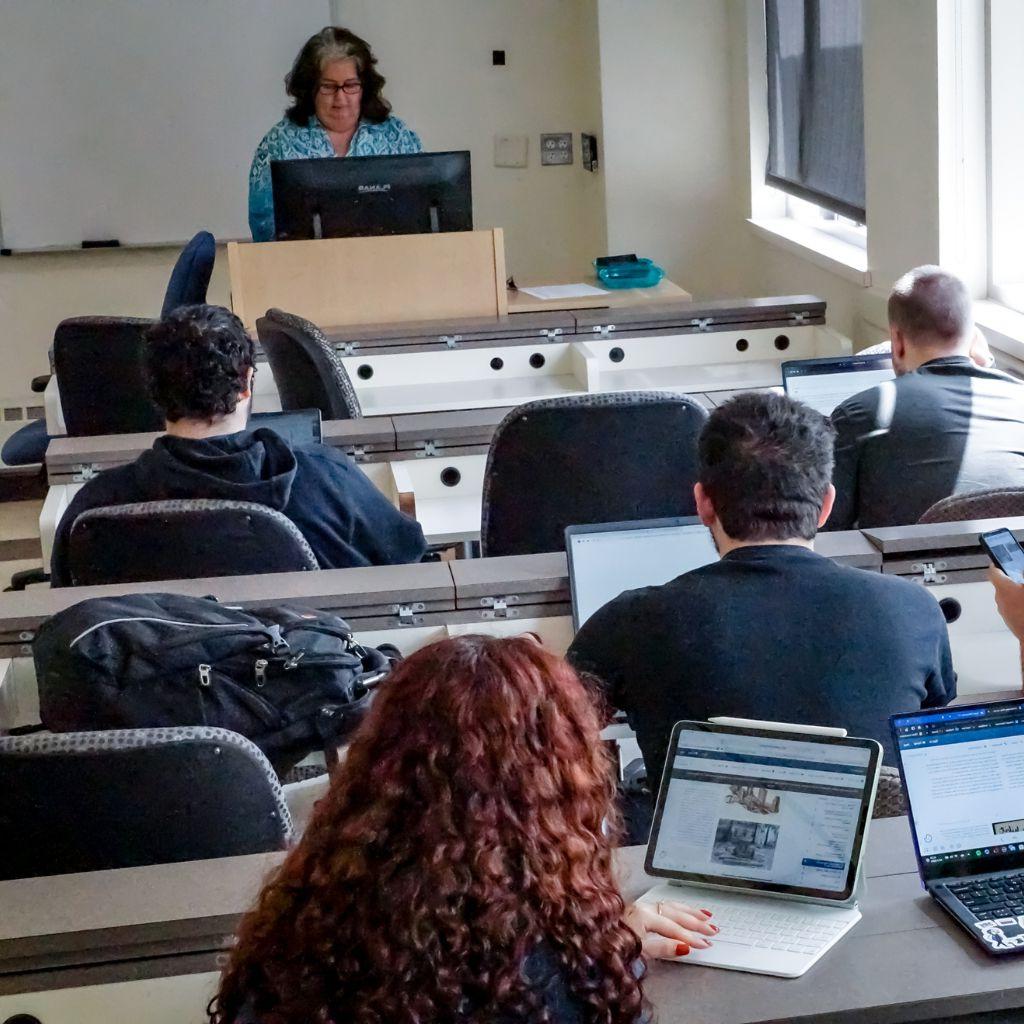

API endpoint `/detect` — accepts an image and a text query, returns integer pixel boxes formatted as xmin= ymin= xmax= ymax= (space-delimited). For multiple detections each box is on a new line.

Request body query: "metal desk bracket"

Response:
xmin=911 ymin=561 xmax=949 ymax=585
xmin=440 ymin=335 xmax=462 ymax=349
xmin=791 ymin=312 xmax=810 ymax=326
xmin=394 ymin=602 xmax=427 ymax=626
xmin=539 ymin=328 xmax=564 ymax=341
xmin=349 ymin=445 xmax=367 ymax=462
xmin=479 ymin=595 xmax=522 ymax=619
xmin=690 ymin=318 xmax=714 ymax=332
xmin=592 ymin=325 xmax=616 ymax=337
xmin=417 ymin=441 xmax=439 ymax=458
xmin=336 ymin=342 xmax=357 ymax=357
xmin=72 ymin=463 xmax=100 ymax=482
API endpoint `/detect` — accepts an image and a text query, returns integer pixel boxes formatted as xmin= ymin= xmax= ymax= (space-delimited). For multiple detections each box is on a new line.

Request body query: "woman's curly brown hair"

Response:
xmin=209 ymin=635 xmax=647 ymax=1024
xmin=285 ymin=27 xmax=392 ymax=126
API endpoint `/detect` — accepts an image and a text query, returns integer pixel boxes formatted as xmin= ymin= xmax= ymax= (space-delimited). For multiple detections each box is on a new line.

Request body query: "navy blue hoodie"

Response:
xmin=51 ymin=429 xmax=426 ymax=586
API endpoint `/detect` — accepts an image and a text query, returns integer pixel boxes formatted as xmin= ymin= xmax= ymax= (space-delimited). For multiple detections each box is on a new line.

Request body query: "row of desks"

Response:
xmin=2 ymin=817 xmax=1021 ymax=1023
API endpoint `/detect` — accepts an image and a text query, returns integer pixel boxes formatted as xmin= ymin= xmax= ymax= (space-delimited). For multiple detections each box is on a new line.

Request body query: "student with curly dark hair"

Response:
xmin=49 ymin=304 xmax=425 ymax=585
xmin=248 ymin=27 xmax=421 ymax=241
xmin=210 ymin=635 xmax=715 ymax=1024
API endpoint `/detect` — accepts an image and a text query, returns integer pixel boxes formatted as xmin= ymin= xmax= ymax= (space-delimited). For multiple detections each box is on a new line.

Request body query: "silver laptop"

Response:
xmin=781 ymin=353 xmax=894 ymax=416
xmin=639 ymin=720 xmax=881 ymax=977
xmin=564 ymin=517 xmax=718 ymax=630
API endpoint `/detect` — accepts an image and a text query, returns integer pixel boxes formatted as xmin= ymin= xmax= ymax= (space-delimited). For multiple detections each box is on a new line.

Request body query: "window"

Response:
xmin=783 ymin=192 xmax=865 ymax=248
xmin=765 ymin=0 xmax=865 ymax=223
xmin=989 ymin=0 xmax=1024 ymax=313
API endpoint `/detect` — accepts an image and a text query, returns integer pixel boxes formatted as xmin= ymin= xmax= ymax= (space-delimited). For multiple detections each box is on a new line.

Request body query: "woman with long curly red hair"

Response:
xmin=210 ymin=635 xmax=715 ymax=1024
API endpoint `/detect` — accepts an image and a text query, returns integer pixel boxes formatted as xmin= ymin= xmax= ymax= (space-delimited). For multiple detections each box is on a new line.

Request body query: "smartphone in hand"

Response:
xmin=980 ymin=528 xmax=1024 ymax=583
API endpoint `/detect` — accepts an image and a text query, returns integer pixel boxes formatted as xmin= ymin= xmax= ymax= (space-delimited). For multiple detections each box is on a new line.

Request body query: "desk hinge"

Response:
xmin=440 ymin=334 xmax=462 ymax=349
xmin=394 ymin=602 xmax=426 ymax=625
xmin=911 ymin=561 xmax=948 ymax=585
xmin=592 ymin=324 xmax=616 ymax=337
xmin=690 ymin=317 xmax=714 ymax=332
xmin=791 ymin=311 xmax=810 ymax=326
xmin=539 ymin=328 xmax=564 ymax=341
xmin=479 ymin=595 xmax=521 ymax=619
xmin=72 ymin=463 xmax=100 ymax=482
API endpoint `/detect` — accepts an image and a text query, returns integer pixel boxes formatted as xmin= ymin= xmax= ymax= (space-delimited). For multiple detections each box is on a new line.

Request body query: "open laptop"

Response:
xmin=638 ymin=720 xmax=881 ymax=977
xmin=249 ymin=409 xmax=322 ymax=448
xmin=892 ymin=698 xmax=1024 ymax=956
xmin=564 ymin=517 xmax=718 ymax=630
xmin=782 ymin=353 xmax=894 ymax=416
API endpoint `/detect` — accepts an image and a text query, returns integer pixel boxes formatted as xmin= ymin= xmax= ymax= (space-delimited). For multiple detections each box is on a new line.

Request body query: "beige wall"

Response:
xmin=333 ymin=0 xmax=607 ymax=284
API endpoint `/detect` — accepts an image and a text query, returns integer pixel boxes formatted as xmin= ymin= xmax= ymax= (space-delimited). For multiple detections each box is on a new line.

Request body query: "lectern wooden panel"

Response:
xmin=227 ymin=230 xmax=508 ymax=331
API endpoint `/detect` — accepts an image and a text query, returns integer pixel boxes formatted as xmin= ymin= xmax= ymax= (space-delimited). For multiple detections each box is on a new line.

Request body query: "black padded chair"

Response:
xmin=481 ymin=392 xmax=709 ymax=557
xmin=918 ymin=487 xmax=1024 ymax=524
xmin=2 ymin=232 xmax=214 ymax=467
xmin=873 ymin=765 xmax=907 ymax=819
xmin=256 ymin=308 xmax=363 ymax=421
xmin=54 ymin=316 xmax=165 ymax=436
xmin=66 ymin=499 xmax=319 ymax=586
xmin=0 ymin=726 xmax=293 ymax=879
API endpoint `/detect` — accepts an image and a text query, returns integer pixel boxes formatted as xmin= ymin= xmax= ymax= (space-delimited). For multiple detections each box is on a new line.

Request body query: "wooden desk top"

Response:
xmin=6 ymin=818 xmax=1024 ymax=1021
xmin=506 ymin=278 xmax=692 ymax=314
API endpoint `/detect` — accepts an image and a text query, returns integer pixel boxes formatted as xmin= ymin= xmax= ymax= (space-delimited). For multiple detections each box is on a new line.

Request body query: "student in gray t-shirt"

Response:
xmin=829 ymin=266 xmax=1024 ymax=530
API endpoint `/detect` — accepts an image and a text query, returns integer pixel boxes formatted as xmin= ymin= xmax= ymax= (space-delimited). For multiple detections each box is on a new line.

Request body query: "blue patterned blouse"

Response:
xmin=247 ymin=115 xmax=422 ymax=241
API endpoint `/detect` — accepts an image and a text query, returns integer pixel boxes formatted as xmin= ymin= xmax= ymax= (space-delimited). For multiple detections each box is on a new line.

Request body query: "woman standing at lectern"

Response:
xmin=248 ymin=27 xmax=421 ymax=242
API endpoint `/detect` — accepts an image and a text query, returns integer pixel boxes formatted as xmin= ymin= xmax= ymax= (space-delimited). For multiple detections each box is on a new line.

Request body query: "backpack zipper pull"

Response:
xmin=254 ymin=659 xmax=268 ymax=687
xmin=198 ymin=664 xmax=212 ymax=687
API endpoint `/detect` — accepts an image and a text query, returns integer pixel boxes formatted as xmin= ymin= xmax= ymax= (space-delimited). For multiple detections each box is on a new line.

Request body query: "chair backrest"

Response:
xmin=873 ymin=765 xmax=907 ymax=819
xmin=256 ymin=308 xmax=363 ymax=421
xmin=54 ymin=316 xmax=165 ymax=436
xmin=66 ymin=499 xmax=319 ymax=586
xmin=0 ymin=727 xmax=292 ymax=880
xmin=918 ymin=487 xmax=1024 ymax=524
xmin=481 ymin=392 xmax=708 ymax=558
xmin=160 ymin=230 xmax=216 ymax=319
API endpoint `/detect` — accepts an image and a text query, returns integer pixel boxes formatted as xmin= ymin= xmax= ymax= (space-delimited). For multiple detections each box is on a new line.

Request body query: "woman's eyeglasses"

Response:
xmin=317 ymin=80 xmax=362 ymax=97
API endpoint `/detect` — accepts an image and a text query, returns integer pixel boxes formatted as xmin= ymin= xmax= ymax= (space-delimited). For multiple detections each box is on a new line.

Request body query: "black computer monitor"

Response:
xmin=271 ymin=151 xmax=473 ymax=241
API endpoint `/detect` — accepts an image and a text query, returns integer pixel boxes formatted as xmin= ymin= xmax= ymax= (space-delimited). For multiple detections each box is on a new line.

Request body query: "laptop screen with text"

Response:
xmin=782 ymin=354 xmax=894 ymax=416
xmin=566 ymin=518 xmax=718 ymax=629
xmin=893 ymin=699 xmax=1024 ymax=882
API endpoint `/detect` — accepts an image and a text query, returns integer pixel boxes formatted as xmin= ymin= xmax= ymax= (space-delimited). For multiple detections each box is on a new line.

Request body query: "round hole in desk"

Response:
xmin=529 ymin=352 xmax=546 ymax=369
xmin=5 ymin=1016 xmax=44 ymax=1024
xmin=440 ymin=467 xmax=462 ymax=487
xmin=736 ymin=338 xmax=749 ymax=352
xmin=938 ymin=597 xmax=962 ymax=624
xmin=490 ymin=357 xmax=504 ymax=371
xmin=774 ymin=334 xmax=791 ymax=351
xmin=357 ymin=364 xmax=374 ymax=380
xmin=609 ymin=347 xmax=625 ymax=363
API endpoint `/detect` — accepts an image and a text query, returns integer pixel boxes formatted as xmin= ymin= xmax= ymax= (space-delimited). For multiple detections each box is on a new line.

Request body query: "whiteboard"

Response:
xmin=0 ymin=0 xmax=330 ymax=250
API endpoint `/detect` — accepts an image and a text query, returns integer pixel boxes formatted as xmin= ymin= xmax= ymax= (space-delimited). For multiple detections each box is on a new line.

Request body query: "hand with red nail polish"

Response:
xmin=622 ymin=899 xmax=716 ymax=960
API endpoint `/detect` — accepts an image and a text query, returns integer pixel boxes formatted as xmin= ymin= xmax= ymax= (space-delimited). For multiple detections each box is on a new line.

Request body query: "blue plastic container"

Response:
xmin=594 ymin=257 xmax=665 ymax=290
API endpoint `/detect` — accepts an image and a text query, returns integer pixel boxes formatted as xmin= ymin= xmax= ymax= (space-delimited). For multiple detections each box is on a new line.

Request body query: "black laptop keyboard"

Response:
xmin=947 ymin=875 xmax=1024 ymax=918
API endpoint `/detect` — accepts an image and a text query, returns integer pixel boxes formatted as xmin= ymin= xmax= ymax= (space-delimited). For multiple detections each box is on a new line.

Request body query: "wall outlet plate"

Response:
xmin=540 ymin=133 xmax=573 ymax=166
xmin=494 ymin=134 xmax=528 ymax=168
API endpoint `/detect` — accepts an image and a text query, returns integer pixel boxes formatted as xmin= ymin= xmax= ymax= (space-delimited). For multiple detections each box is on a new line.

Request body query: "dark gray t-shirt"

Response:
xmin=828 ymin=355 xmax=1024 ymax=529
xmin=567 ymin=545 xmax=955 ymax=780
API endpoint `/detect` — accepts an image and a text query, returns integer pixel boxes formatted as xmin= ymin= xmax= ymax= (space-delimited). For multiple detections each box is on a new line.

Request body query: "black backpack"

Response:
xmin=33 ymin=593 xmax=398 ymax=774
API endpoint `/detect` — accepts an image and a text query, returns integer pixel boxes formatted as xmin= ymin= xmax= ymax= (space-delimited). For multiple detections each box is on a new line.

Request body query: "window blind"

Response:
xmin=765 ymin=0 xmax=865 ymax=222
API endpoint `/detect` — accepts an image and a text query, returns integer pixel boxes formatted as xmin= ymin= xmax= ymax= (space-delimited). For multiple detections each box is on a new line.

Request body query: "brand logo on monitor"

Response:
xmin=357 ymin=183 xmax=392 ymax=193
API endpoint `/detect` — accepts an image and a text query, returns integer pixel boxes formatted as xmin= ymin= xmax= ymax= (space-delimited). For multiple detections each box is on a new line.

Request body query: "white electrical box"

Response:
xmin=494 ymin=134 xmax=528 ymax=168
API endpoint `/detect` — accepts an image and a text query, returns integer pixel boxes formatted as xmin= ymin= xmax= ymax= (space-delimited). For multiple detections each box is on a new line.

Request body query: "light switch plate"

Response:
xmin=540 ymin=133 xmax=573 ymax=166
xmin=494 ymin=133 xmax=528 ymax=168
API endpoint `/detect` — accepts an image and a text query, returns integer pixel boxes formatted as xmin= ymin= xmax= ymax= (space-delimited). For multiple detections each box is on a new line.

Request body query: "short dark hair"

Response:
xmin=698 ymin=392 xmax=836 ymax=542
xmin=285 ymin=27 xmax=392 ymax=126
xmin=143 ymin=305 xmax=254 ymax=422
xmin=888 ymin=265 xmax=972 ymax=345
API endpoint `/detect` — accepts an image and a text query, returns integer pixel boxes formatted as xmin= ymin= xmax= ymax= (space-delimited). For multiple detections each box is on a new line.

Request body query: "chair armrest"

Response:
xmin=31 ymin=374 xmax=52 ymax=393
xmin=5 ymin=568 xmax=50 ymax=591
